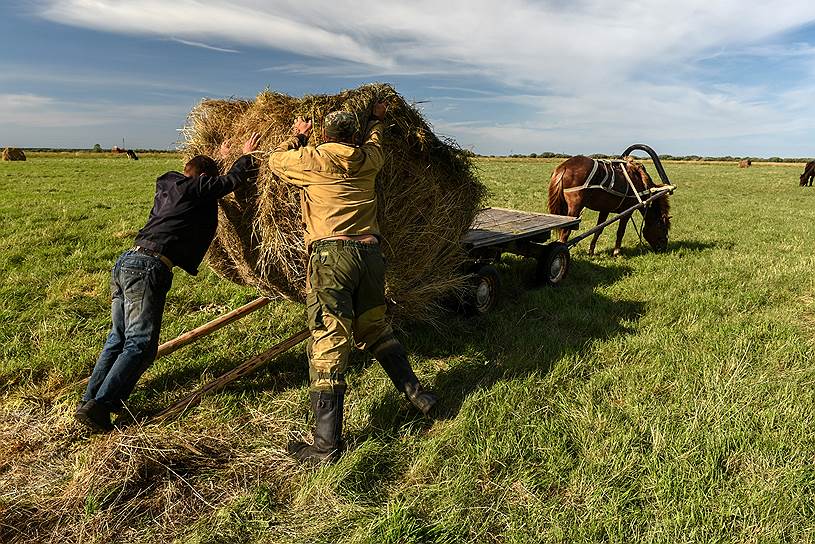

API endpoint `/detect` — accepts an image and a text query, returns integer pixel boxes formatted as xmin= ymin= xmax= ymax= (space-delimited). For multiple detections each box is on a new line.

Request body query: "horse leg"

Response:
xmin=559 ymin=202 xmax=583 ymax=244
xmin=612 ymin=213 xmax=630 ymax=257
xmin=588 ymin=211 xmax=609 ymax=256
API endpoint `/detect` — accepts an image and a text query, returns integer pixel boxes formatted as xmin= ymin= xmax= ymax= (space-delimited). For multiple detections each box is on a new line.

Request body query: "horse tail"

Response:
xmin=548 ymin=166 xmax=568 ymax=216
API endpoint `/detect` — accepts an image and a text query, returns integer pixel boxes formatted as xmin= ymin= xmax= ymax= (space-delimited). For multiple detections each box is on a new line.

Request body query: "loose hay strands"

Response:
xmin=181 ymin=83 xmax=486 ymax=322
xmin=0 ymin=399 xmax=301 ymax=543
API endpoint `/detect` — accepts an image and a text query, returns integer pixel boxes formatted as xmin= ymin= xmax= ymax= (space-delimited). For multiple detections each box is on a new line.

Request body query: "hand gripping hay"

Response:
xmin=181 ymin=84 xmax=486 ymax=322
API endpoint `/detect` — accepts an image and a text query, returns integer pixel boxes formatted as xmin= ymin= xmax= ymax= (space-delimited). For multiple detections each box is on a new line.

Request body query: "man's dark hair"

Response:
xmin=184 ymin=155 xmax=219 ymax=178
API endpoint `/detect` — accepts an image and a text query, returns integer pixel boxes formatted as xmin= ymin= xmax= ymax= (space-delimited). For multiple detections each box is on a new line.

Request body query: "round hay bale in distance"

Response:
xmin=181 ymin=84 xmax=486 ymax=321
xmin=2 ymin=147 xmax=26 ymax=161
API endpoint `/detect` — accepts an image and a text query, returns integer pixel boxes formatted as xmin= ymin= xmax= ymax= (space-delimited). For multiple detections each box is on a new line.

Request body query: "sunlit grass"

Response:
xmin=1 ymin=156 xmax=814 ymax=543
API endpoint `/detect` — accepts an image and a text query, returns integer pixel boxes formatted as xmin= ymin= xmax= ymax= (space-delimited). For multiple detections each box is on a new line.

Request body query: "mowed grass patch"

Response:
xmin=1 ymin=156 xmax=814 ymax=543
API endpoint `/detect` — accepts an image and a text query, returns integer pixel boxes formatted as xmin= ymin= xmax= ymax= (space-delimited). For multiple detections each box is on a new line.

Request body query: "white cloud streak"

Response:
xmin=170 ymin=38 xmax=239 ymax=54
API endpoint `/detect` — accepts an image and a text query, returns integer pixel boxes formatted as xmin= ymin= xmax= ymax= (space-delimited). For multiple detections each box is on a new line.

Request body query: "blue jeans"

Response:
xmin=83 ymin=250 xmax=173 ymax=410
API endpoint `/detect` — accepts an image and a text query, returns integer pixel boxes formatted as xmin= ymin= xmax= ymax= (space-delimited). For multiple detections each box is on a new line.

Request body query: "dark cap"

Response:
xmin=324 ymin=111 xmax=358 ymax=141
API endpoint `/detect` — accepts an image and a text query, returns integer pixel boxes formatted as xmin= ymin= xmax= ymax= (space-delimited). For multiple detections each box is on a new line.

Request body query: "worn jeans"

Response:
xmin=83 ymin=250 xmax=173 ymax=410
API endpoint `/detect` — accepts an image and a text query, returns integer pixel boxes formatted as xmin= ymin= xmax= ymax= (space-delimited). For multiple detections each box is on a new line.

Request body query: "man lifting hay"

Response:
xmin=270 ymin=102 xmax=437 ymax=464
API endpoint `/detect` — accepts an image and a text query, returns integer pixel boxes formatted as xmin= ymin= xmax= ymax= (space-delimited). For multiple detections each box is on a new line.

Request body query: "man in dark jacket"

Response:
xmin=75 ymin=134 xmax=260 ymax=432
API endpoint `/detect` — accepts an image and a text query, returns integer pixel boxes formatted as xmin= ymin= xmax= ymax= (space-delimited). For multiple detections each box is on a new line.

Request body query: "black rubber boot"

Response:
xmin=372 ymin=340 xmax=438 ymax=416
xmin=288 ymin=391 xmax=344 ymax=465
xmin=74 ymin=399 xmax=114 ymax=433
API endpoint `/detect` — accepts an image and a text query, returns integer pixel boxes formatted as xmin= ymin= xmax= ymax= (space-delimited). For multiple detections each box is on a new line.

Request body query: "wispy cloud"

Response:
xmin=0 ymin=93 xmax=182 ymax=128
xmin=170 ymin=38 xmax=239 ymax=54
xmin=30 ymin=0 xmax=815 ymax=154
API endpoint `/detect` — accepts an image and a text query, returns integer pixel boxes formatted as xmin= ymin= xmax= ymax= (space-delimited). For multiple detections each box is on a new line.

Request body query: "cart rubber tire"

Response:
xmin=537 ymin=243 xmax=570 ymax=286
xmin=463 ymin=264 xmax=501 ymax=315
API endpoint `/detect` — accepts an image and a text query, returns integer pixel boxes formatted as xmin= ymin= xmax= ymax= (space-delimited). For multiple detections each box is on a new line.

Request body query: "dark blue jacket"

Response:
xmin=134 ymin=155 xmax=257 ymax=275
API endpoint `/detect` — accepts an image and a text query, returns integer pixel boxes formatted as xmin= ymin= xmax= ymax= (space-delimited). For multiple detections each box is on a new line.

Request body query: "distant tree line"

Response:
xmin=16 ymin=147 xmax=177 ymax=153
xmin=475 ymin=151 xmax=812 ymax=163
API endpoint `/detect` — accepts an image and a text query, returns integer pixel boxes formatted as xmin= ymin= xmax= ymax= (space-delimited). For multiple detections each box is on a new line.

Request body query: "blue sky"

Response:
xmin=2 ymin=0 xmax=815 ymax=156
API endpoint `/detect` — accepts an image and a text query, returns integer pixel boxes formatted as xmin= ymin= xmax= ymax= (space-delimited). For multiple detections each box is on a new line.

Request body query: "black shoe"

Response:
xmin=372 ymin=339 xmax=438 ymax=416
xmin=74 ymin=399 xmax=114 ymax=433
xmin=288 ymin=391 xmax=344 ymax=465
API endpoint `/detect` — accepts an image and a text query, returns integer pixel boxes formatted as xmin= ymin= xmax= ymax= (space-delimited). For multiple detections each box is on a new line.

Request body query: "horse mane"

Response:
xmin=624 ymin=156 xmax=671 ymax=229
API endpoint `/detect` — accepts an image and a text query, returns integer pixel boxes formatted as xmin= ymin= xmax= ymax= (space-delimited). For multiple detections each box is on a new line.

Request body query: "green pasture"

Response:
xmin=1 ymin=155 xmax=814 ymax=543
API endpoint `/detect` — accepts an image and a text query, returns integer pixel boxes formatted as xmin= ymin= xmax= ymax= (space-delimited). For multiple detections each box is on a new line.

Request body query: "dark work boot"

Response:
xmin=372 ymin=340 xmax=438 ymax=416
xmin=288 ymin=391 xmax=344 ymax=465
xmin=74 ymin=399 xmax=114 ymax=433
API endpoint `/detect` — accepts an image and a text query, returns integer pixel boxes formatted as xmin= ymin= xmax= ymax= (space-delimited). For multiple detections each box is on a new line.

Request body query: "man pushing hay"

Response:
xmin=270 ymin=102 xmax=437 ymax=464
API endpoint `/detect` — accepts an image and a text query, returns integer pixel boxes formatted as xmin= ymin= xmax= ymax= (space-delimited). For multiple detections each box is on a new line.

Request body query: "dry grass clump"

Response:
xmin=181 ymin=83 xmax=486 ymax=321
xmin=2 ymin=148 xmax=26 ymax=161
xmin=0 ymin=399 xmax=302 ymax=543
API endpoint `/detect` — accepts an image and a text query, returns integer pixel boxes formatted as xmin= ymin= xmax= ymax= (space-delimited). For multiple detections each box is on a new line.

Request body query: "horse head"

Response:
xmin=628 ymin=159 xmax=672 ymax=252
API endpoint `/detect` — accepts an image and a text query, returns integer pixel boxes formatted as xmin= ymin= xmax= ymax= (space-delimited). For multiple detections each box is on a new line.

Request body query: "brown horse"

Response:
xmin=548 ymin=155 xmax=671 ymax=256
xmin=800 ymin=161 xmax=815 ymax=187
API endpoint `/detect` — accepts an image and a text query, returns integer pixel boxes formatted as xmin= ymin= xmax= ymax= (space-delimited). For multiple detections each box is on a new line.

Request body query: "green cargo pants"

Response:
xmin=306 ymin=239 xmax=395 ymax=392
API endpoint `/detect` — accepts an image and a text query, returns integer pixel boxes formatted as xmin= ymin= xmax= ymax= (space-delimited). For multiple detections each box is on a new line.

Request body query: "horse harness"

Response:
xmin=563 ymin=158 xmax=652 ymax=212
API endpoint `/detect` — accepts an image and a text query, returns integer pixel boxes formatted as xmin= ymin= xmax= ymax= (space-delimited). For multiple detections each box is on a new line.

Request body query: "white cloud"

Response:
xmin=31 ymin=0 xmax=815 ymax=154
xmin=0 ymin=93 xmax=181 ymax=128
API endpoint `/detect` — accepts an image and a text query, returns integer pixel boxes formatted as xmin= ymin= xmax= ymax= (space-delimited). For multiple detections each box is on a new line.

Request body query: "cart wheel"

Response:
xmin=463 ymin=264 xmax=501 ymax=315
xmin=537 ymin=243 xmax=570 ymax=285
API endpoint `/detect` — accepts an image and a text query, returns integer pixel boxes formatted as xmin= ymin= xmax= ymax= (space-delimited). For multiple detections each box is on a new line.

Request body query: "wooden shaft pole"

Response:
xmin=567 ymin=187 xmax=674 ymax=247
xmin=67 ymin=297 xmax=272 ymax=392
xmin=151 ymin=328 xmax=310 ymax=422
xmin=156 ymin=297 xmax=271 ymax=359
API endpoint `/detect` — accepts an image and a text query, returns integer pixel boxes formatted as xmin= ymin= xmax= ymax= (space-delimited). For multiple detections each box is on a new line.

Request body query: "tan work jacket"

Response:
xmin=269 ymin=121 xmax=384 ymax=248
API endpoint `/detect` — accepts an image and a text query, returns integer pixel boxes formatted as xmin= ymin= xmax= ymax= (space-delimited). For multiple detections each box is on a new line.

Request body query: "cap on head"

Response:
xmin=323 ymin=111 xmax=358 ymax=142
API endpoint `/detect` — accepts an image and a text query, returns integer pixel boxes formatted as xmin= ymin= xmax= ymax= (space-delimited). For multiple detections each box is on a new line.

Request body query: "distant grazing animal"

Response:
xmin=111 ymin=146 xmax=126 ymax=154
xmin=548 ymin=155 xmax=671 ymax=256
xmin=738 ymin=159 xmax=752 ymax=168
xmin=801 ymin=161 xmax=815 ymax=187
xmin=126 ymin=149 xmax=139 ymax=161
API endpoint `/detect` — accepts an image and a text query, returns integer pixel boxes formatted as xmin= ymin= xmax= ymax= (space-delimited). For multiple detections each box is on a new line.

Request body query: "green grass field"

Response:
xmin=1 ymin=154 xmax=814 ymax=543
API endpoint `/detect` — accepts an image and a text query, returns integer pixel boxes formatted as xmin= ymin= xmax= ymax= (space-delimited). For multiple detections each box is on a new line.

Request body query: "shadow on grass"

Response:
xmin=123 ymin=255 xmax=644 ymax=433
xmin=589 ymin=238 xmax=725 ymax=259
xmin=132 ymin=349 xmax=307 ymax=418
xmin=360 ymin=257 xmax=642 ymax=433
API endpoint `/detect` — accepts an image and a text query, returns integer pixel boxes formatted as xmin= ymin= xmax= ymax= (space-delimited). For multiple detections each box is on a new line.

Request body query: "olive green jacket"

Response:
xmin=269 ymin=121 xmax=384 ymax=248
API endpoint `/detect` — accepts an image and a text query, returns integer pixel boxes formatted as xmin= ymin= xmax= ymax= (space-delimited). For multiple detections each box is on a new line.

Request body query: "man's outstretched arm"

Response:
xmin=196 ymin=133 xmax=261 ymax=199
xmin=270 ymin=117 xmax=313 ymax=187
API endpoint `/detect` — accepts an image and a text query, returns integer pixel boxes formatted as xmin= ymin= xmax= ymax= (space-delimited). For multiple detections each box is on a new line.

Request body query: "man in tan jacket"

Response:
xmin=270 ymin=102 xmax=437 ymax=464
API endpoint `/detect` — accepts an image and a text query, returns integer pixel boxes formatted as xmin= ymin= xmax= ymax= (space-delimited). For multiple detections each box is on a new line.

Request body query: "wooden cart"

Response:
xmin=459 ymin=207 xmax=581 ymax=314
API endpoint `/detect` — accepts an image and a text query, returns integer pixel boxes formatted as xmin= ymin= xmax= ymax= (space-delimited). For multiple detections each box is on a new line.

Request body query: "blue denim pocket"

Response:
xmin=117 ymin=255 xmax=155 ymax=304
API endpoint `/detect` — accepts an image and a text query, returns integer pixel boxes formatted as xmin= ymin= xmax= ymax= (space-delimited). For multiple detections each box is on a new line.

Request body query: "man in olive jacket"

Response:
xmin=270 ymin=103 xmax=436 ymax=464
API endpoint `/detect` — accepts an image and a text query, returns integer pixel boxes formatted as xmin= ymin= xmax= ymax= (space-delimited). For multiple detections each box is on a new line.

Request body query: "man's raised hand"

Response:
xmin=372 ymin=101 xmax=388 ymax=121
xmin=242 ymin=132 xmax=261 ymax=155
xmin=293 ymin=117 xmax=313 ymax=137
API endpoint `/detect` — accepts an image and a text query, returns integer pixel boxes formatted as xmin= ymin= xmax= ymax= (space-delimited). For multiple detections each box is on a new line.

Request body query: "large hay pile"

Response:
xmin=2 ymin=148 xmax=26 ymax=161
xmin=182 ymin=84 xmax=486 ymax=321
